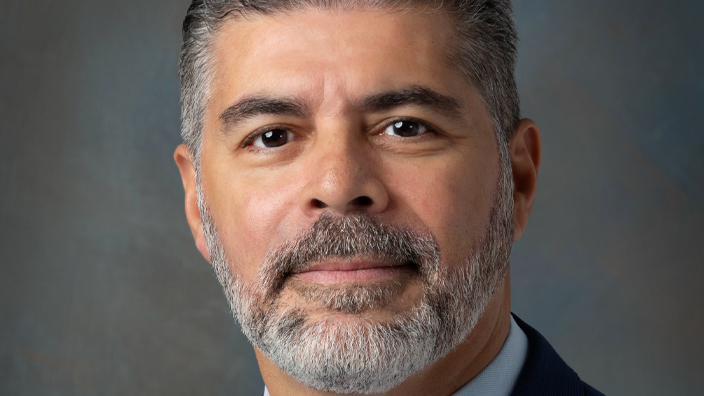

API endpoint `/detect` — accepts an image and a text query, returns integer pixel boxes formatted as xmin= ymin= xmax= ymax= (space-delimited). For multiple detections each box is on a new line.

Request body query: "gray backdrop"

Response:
xmin=1 ymin=1 xmax=703 ymax=395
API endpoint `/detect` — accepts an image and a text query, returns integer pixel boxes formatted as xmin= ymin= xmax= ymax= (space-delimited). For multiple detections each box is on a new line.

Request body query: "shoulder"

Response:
xmin=510 ymin=314 xmax=605 ymax=396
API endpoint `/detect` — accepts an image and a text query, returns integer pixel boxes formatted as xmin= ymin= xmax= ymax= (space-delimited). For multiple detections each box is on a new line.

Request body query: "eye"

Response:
xmin=382 ymin=120 xmax=429 ymax=137
xmin=251 ymin=129 xmax=295 ymax=148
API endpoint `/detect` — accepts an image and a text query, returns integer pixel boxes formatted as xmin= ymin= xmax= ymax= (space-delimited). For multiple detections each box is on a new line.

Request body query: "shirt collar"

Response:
xmin=451 ymin=315 xmax=528 ymax=396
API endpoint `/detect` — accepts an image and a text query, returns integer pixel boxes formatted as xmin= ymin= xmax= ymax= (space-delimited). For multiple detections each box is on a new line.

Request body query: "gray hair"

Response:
xmin=178 ymin=0 xmax=520 ymax=169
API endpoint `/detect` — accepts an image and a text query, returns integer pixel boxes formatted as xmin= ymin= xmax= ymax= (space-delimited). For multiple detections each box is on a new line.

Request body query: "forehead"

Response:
xmin=207 ymin=8 xmax=466 ymax=109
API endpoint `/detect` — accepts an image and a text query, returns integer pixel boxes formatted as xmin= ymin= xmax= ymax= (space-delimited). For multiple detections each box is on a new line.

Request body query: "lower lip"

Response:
xmin=296 ymin=266 xmax=411 ymax=282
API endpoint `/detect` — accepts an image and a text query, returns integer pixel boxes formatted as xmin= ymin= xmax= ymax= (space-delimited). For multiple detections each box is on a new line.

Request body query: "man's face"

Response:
xmin=202 ymin=7 xmax=501 ymax=301
xmin=189 ymin=6 xmax=513 ymax=393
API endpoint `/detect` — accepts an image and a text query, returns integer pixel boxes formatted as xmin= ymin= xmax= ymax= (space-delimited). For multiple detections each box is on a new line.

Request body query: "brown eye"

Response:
xmin=383 ymin=120 xmax=428 ymax=137
xmin=253 ymin=129 xmax=294 ymax=148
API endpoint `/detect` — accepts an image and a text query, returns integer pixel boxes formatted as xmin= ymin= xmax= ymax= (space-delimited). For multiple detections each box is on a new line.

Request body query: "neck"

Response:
xmin=259 ymin=271 xmax=512 ymax=396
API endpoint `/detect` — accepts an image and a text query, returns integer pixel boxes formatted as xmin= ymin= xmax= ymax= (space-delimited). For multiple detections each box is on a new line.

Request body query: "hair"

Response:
xmin=179 ymin=0 xmax=520 ymax=169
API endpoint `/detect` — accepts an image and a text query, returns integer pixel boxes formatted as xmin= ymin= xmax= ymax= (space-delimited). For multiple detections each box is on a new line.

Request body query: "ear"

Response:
xmin=509 ymin=119 xmax=541 ymax=241
xmin=174 ymin=144 xmax=211 ymax=263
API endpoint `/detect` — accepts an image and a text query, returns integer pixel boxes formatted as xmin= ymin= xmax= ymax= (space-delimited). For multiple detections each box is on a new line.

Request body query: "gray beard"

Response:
xmin=197 ymin=159 xmax=514 ymax=394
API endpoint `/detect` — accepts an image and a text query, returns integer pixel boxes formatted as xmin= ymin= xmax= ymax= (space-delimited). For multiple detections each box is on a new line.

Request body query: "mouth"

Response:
xmin=292 ymin=260 xmax=417 ymax=283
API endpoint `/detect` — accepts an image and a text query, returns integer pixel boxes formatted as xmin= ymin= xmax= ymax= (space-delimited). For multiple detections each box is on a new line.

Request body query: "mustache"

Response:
xmin=258 ymin=212 xmax=440 ymax=296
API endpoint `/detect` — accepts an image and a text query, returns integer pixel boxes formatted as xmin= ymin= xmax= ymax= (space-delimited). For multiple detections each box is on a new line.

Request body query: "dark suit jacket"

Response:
xmin=510 ymin=315 xmax=605 ymax=396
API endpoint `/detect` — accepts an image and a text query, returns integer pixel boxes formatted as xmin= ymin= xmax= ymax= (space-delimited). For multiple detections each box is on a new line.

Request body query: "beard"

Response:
xmin=196 ymin=157 xmax=514 ymax=394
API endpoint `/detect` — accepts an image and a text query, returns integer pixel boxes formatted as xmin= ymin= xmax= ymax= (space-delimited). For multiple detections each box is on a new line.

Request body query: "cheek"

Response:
xmin=206 ymin=166 xmax=305 ymax=280
xmin=388 ymin=155 xmax=497 ymax=267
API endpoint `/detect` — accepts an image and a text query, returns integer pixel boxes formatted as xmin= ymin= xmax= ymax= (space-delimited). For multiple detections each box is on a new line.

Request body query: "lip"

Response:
xmin=294 ymin=260 xmax=412 ymax=282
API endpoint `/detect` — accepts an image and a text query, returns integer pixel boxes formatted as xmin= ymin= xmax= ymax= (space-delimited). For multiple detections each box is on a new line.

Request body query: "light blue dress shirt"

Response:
xmin=263 ymin=316 xmax=528 ymax=396
xmin=449 ymin=315 xmax=528 ymax=396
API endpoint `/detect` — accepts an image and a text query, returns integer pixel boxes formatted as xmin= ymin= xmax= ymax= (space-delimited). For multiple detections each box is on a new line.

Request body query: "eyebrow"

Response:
xmin=218 ymin=86 xmax=463 ymax=132
xmin=358 ymin=86 xmax=463 ymax=118
xmin=219 ymin=96 xmax=308 ymax=131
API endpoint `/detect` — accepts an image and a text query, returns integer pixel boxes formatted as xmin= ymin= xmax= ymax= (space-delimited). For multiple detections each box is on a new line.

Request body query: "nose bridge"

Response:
xmin=299 ymin=122 xmax=388 ymax=215
xmin=316 ymin=135 xmax=362 ymax=194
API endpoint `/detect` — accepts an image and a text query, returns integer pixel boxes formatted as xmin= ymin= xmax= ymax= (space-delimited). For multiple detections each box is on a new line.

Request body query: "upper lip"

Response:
xmin=295 ymin=259 xmax=403 ymax=273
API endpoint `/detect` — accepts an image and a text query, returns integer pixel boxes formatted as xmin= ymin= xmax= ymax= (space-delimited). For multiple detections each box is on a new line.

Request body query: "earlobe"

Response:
xmin=508 ymin=119 xmax=541 ymax=241
xmin=174 ymin=144 xmax=212 ymax=263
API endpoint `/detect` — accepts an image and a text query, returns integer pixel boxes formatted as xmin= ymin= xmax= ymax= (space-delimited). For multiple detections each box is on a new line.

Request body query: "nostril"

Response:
xmin=312 ymin=199 xmax=328 ymax=209
xmin=349 ymin=196 xmax=373 ymax=207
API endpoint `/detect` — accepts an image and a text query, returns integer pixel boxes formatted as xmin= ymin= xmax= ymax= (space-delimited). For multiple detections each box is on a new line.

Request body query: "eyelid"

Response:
xmin=376 ymin=116 xmax=438 ymax=136
xmin=239 ymin=117 xmax=438 ymax=149
xmin=240 ymin=124 xmax=294 ymax=148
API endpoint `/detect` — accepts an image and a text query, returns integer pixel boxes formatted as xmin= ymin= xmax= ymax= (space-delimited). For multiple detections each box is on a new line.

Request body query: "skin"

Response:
xmin=175 ymin=7 xmax=541 ymax=396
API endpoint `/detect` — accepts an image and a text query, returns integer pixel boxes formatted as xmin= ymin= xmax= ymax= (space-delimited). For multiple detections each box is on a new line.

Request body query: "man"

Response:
xmin=174 ymin=0 xmax=603 ymax=395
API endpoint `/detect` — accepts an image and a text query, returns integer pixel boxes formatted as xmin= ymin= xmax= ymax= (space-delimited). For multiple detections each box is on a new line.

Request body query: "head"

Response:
xmin=174 ymin=0 xmax=540 ymax=394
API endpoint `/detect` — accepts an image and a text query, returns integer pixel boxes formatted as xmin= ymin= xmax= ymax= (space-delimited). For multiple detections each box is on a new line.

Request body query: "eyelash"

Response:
xmin=377 ymin=117 xmax=438 ymax=137
xmin=240 ymin=124 xmax=292 ymax=149
xmin=239 ymin=117 xmax=439 ymax=150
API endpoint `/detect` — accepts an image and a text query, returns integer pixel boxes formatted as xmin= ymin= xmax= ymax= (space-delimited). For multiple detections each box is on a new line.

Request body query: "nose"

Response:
xmin=298 ymin=135 xmax=389 ymax=216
